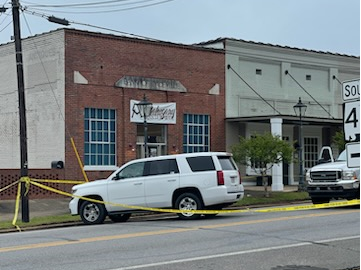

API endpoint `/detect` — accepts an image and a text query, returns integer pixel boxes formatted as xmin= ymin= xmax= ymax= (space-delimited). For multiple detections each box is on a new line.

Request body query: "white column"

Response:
xmin=270 ymin=118 xmax=284 ymax=191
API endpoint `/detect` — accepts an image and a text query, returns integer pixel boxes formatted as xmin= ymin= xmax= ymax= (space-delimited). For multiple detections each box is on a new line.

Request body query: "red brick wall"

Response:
xmin=64 ymin=29 xmax=225 ymax=182
xmin=0 ymin=30 xmax=225 ymax=199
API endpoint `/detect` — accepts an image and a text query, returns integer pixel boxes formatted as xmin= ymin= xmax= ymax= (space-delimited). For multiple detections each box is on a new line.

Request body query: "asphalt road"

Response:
xmin=0 ymin=204 xmax=359 ymax=270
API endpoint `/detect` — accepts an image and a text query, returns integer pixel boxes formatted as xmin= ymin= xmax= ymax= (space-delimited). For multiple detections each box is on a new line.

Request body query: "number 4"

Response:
xmin=345 ymin=107 xmax=359 ymax=128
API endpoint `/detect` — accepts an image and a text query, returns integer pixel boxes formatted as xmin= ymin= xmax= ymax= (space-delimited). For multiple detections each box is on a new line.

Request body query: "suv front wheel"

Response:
xmin=311 ymin=197 xmax=330 ymax=204
xmin=175 ymin=193 xmax=203 ymax=220
xmin=80 ymin=201 xmax=107 ymax=225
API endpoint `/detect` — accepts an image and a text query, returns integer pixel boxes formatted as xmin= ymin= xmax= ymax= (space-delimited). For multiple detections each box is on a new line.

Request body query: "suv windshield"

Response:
xmin=336 ymin=150 xmax=347 ymax=161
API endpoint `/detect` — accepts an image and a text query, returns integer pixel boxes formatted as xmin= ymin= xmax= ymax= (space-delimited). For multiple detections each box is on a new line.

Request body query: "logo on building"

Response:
xmin=130 ymin=100 xmax=176 ymax=124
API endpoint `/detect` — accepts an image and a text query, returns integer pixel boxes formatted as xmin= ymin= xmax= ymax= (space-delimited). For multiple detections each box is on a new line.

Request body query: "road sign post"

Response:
xmin=342 ymin=79 xmax=360 ymax=169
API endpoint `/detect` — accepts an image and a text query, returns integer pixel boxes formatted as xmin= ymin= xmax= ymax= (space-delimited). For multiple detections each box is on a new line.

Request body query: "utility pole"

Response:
xmin=12 ymin=0 xmax=29 ymax=222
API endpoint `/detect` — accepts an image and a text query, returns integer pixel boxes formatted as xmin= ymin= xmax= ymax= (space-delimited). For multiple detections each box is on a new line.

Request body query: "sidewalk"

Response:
xmin=0 ymin=185 xmax=299 ymax=222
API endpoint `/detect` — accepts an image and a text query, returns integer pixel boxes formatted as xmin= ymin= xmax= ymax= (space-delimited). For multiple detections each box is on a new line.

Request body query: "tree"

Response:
xmin=332 ymin=130 xmax=346 ymax=152
xmin=231 ymin=132 xmax=294 ymax=197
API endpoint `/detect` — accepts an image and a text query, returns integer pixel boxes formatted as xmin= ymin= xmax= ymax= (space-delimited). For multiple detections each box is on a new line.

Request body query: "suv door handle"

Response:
xmin=167 ymin=179 xmax=176 ymax=182
xmin=134 ymin=182 xmax=143 ymax=185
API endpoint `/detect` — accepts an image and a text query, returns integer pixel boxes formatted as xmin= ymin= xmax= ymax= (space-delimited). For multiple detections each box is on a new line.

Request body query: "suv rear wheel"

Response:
xmin=109 ymin=213 xmax=131 ymax=223
xmin=175 ymin=193 xmax=203 ymax=220
xmin=80 ymin=201 xmax=106 ymax=225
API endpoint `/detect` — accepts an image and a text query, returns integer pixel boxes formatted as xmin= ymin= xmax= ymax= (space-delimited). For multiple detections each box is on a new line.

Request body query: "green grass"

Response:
xmin=235 ymin=191 xmax=310 ymax=206
xmin=0 ymin=191 xmax=310 ymax=231
xmin=0 ymin=214 xmax=81 ymax=230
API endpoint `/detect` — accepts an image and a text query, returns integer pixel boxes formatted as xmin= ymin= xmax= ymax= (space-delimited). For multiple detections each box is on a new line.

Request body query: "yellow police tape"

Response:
xmin=26 ymin=177 xmax=361 ymax=214
xmin=7 ymin=176 xmax=361 ymax=231
xmin=0 ymin=180 xmax=19 ymax=193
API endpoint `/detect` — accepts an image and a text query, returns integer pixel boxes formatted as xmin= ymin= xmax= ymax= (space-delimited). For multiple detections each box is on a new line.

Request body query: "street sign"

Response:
xmin=343 ymin=100 xmax=360 ymax=142
xmin=346 ymin=142 xmax=360 ymax=168
xmin=342 ymin=79 xmax=360 ymax=101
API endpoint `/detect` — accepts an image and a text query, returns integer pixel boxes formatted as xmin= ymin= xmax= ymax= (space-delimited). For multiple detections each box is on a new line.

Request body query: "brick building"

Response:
xmin=0 ymin=29 xmax=225 ymax=199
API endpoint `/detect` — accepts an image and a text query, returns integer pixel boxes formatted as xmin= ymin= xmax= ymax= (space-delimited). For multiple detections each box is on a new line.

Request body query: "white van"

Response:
xmin=69 ymin=152 xmax=244 ymax=224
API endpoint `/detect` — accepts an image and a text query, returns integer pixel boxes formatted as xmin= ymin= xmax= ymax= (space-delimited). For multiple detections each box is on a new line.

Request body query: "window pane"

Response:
xmin=186 ymin=156 xmax=215 ymax=172
xmin=91 ymin=108 xmax=96 ymax=118
xmin=110 ymin=110 xmax=115 ymax=119
xmin=104 ymin=110 xmax=109 ymax=119
xmin=97 ymin=109 xmax=103 ymax=119
xmin=110 ymin=133 xmax=115 ymax=142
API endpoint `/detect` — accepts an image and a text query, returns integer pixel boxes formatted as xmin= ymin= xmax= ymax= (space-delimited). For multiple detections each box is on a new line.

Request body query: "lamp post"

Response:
xmin=136 ymin=95 xmax=153 ymax=158
xmin=293 ymin=97 xmax=307 ymax=190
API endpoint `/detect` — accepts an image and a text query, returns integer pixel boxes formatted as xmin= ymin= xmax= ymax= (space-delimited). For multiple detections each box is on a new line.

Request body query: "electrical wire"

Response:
xmin=22 ymin=0 xmax=156 ymax=8
xmin=20 ymin=10 xmax=73 ymax=139
xmin=22 ymin=8 xmax=163 ymax=41
xmin=0 ymin=19 xmax=11 ymax=32
xmin=0 ymin=2 xmax=12 ymax=33
xmin=22 ymin=0 xmax=175 ymax=14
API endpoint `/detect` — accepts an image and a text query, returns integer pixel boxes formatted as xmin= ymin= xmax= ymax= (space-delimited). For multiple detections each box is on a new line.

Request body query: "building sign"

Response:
xmin=116 ymin=76 xmax=187 ymax=93
xmin=130 ymin=100 xmax=176 ymax=124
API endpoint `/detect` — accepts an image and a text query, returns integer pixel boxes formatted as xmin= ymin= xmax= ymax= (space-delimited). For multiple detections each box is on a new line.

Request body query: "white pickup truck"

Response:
xmin=306 ymin=146 xmax=360 ymax=204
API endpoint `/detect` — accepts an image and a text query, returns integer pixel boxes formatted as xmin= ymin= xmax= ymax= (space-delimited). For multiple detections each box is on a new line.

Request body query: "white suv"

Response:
xmin=69 ymin=152 xmax=244 ymax=224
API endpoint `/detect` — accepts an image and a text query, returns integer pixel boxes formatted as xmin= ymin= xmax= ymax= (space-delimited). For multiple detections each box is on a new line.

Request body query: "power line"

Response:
xmin=22 ymin=0 xmax=175 ymax=14
xmin=0 ymin=19 xmax=11 ymax=32
xmin=21 ymin=10 xmax=72 ymax=138
xmin=23 ymin=8 xmax=163 ymax=41
xmin=22 ymin=0 xmax=156 ymax=8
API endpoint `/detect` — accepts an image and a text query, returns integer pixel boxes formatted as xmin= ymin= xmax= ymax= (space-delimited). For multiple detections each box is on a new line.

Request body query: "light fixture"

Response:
xmin=136 ymin=95 xmax=153 ymax=158
xmin=293 ymin=97 xmax=307 ymax=190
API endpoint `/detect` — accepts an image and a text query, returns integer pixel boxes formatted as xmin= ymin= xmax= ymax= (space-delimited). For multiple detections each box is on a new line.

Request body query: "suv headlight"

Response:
xmin=342 ymin=170 xmax=357 ymax=180
xmin=305 ymin=170 xmax=311 ymax=182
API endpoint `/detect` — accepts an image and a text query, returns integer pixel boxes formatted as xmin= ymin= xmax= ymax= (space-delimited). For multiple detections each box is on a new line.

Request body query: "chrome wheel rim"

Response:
xmin=179 ymin=197 xmax=197 ymax=217
xmin=83 ymin=203 xmax=100 ymax=222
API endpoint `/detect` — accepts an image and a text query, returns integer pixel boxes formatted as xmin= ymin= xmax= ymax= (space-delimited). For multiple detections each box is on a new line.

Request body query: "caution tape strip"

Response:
xmin=6 ymin=177 xmax=361 ymax=231
xmin=28 ymin=178 xmax=361 ymax=214
xmin=0 ymin=180 xmax=19 ymax=193
xmin=29 ymin=178 xmax=86 ymax=185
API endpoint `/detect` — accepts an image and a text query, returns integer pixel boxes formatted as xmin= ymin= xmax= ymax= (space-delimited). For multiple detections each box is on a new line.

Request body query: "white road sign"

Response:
xmin=342 ymin=79 xmax=360 ymax=101
xmin=343 ymin=100 xmax=360 ymax=141
xmin=346 ymin=142 xmax=360 ymax=168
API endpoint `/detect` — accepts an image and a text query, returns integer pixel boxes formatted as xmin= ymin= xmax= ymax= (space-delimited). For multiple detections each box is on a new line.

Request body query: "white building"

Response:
xmin=201 ymin=38 xmax=359 ymax=190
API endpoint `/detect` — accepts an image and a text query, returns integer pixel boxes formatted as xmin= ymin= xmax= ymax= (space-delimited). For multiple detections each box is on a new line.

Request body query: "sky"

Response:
xmin=0 ymin=0 xmax=360 ymax=56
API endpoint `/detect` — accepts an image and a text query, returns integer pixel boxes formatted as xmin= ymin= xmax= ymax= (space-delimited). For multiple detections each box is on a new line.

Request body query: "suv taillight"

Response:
xmin=238 ymin=170 xmax=242 ymax=184
xmin=217 ymin=171 xmax=224 ymax=185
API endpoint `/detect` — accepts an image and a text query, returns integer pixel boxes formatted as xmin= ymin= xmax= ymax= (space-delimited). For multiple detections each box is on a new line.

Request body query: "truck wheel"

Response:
xmin=109 ymin=213 xmax=131 ymax=223
xmin=311 ymin=198 xmax=330 ymax=204
xmin=80 ymin=201 xmax=106 ymax=225
xmin=175 ymin=193 xmax=202 ymax=220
